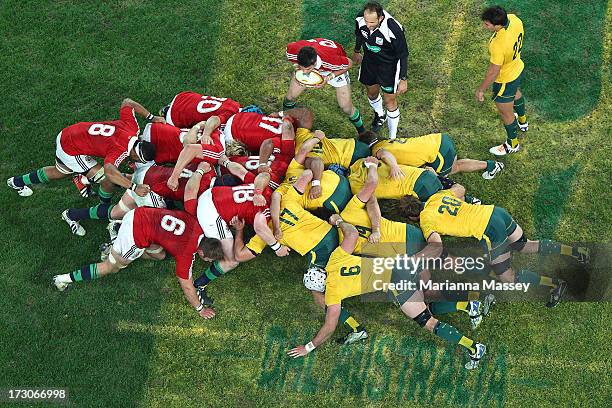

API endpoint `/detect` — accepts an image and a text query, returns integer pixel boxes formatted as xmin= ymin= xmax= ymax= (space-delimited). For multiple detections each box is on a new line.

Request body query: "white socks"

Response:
xmin=387 ymin=108 xmax=400 ymax=139
xmin=368 ymin=95 xmax=385 ymax=116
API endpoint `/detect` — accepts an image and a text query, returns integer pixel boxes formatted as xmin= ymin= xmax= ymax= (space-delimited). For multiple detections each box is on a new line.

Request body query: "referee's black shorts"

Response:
xmin=358 ymin=56 xmax=400 ymax=94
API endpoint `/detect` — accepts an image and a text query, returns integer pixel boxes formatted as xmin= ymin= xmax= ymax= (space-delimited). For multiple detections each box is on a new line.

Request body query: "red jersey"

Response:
xmin=168 ymin=92 xmax=240 ymax=128
xmin=226 ymin=113 xmax=283 ymax=152
xmin=132 ymin=207 xmax=204 ymax=279
xmin=286 ymin=38 xmax=349 ymax=72
xmin=145 ymin=122 xmax=224 ymax=165
xmin=143 ymin=165 xmax=215 ymax=201
xmin=60 ymin=106 xmax=140 ymax=167
xmin=212 ymin=183 xmax=272 ymax=225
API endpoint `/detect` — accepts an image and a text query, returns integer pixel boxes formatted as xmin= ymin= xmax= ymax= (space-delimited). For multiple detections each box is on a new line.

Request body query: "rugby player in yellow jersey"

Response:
xmin=398 ymin=188 xmax=590 ymax=307
xmin=232 ymin=170 xmax=368 ymax=345
xmin=348 ymin=157 xmax=445 ymax=201
xmin=288 ymin=217 xmax=488 ymax=370
xmin=476 ymin=6 xmax=528 ymax=155
xmin=312 ymin=156 xmax=494 ymax=330
xmin=358 ymin=130 xmax=505 ymax=180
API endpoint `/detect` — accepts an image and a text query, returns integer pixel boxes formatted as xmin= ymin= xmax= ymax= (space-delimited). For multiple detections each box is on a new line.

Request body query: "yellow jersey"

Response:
xmin=294 ymin=127 xmax=358 ymax=168
xmin=324 ymin=247 xmax=392 ymax=306
xmin=246 ymin=189 xmax=332 ymax=255
xmin=278 ymin=162 xmax=342 ymax=210
xmin=488 ymin=14 xmax=524 ymax=83
xmin=339 ymin=195 xmax=407 ymax=254
xmin=419 ymin=190 xmax=494 ymax=240
xmin=371 ymin=134 xmax=441 ymax=167
xmin=348 ymin=159 xmax=424 ymax=199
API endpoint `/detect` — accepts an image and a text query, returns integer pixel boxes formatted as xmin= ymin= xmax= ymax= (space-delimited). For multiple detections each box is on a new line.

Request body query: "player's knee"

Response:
xmin=146 ymin=246 xmax=166 ymax=260
xmin=510 ymin=234 xmax=527 ymax=251
xmin=413 ymin=308 xmax=434 ymax=330
xmin=498 ymin=267 xmax=515 ymax=283
xmin=491 ymin=257 xmax=512 ymax=276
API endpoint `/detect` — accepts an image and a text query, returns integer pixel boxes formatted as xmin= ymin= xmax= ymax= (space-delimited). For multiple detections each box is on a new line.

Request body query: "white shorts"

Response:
xmin=165 ymin=94 xmax=179 ymax=126
xmin=196 ymin=188 xmax=232 ymax=240
xmin=221 ymin=114 xmax=235 ymax=143
xmin=141 ymin=123 xmax=152 ymax=142
xmin=321 ymin=71 xmax=350 ymax=88
xmin=112 ymin=209 xmax=145 ymax=261
xmin=55 ymin=132 xmax=98 ymax=175
xmin=127 ymin=165 xmax=166 ymax=209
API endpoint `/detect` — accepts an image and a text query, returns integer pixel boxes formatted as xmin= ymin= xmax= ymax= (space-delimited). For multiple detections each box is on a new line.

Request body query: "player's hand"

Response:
xmin=424 ymin=166 xmax=438 ymax=175
xmin=364 ymin=156 xmax=379 ymax=166
xmin=151 ymin=116 xmax=166 ymax=124
xmin=475 ymin=89 xmax=485 ymax=102
xmin=167 ymin=177 xmax=179 ymax=191
xmin=352 ymin=52 xmax=363 ymax=65
xmin=274 ymin=227 xmax=283 ymax=240
xmin=397 ymin=80 xmax=408 ymax=95
xmin=329 ymin=214 xmax=343 ymax=227
xmin=230 ymin=216 xmax=245 ymax=230
xmin=287 ymin=345 xmax=309 ymax=358
xmin=200 ymin=133 xmax=213 ymax=145
xmin=199 ymin=307 xmax=216 ymax=319
xmin=275 ymin=245 xmax=291 ymax=257
xmin=253 ymin=193 xmax=266 ymax=207
xmin=135 ymin=183 xmax=151 ymax=197
xmin=309 ymin=185 xmax=322 ymax=200
xmin=313 ymin=130 xmax=326 ymax=141
xmin=368 ymin=230 xmax=381 ymax=244
xmin=389 ymin=165 xmax=405 ymax=180
xmin=258 ymin=164 xmax=271 ymax=174
xmin=197 ymin=162 xmax=212 ymax=173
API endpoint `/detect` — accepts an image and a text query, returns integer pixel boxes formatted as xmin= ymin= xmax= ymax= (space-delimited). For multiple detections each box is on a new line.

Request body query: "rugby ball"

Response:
xmin=295 ymin=70 xmax=325 ymax=87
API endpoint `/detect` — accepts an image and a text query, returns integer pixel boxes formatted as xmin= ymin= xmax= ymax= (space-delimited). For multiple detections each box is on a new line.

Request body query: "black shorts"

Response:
xmin=358 ymin=57 xmax=400 ymax=93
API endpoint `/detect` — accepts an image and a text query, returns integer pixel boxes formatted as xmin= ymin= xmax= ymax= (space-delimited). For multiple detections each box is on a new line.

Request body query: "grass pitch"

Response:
xmin=0 ymin=1 xmax=610 ymax=407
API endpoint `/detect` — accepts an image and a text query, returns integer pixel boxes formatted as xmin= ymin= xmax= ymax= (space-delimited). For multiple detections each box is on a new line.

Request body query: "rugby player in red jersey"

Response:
xmin=161 ymin=91 xmax=240 ymax=128
xmin=53 ymin=206 xmax=224 ymax=319
xmin=284 ymin=38 xmax=365 ymax=134
xmin=7 ymin=98 xmax=163 ymax=235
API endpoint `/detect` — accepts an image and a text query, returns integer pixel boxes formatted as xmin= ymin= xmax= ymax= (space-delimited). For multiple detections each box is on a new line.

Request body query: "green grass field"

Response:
xmin=1 ymin=1 xmax=611 ymax=407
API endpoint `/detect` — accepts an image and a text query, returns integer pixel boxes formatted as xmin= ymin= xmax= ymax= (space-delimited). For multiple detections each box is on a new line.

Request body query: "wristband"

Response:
xmin=222 ymin=159 xmax=231 ymax=168
xmin=258 ymin=162 xmax=268 ymax=167
xmin=372 ymin=226 xmax=380 ymax=231
xmin=130 ymin=182 xmax=138 ymax=191
xmin=364 ymin=162 xmax=376 ymax=169
xmin=195 ymin=169 xmax=205 ymax=176
xmin=195 ymin=304 xmax=204 ymax=312
xmin=145 ymin=113 xmax=154 ymax=121
xmin=311 ymin=180 xmax=321 ymax=187
xmin=270 ymin=241 xmax=281 ymax=251
xmin=334 ymin=217 xmax=343 ymax=227
xmin=305 ymin=341 xmax=316 ymax=353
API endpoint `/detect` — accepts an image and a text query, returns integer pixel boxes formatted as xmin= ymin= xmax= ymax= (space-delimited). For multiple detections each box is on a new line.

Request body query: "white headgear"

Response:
xmin=303 ymin=266 xmax=327 ymax=292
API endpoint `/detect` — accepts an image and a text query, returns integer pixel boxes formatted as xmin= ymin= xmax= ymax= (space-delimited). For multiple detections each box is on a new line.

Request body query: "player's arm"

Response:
xmin=177 ymin=276 xmax=215 ymax=319
xmin=167 ymin=144 xmax=204 ymax=191
xmin=121 ymin=98 xmax=165 ymax=123
xmin=288 ymin=304 xmax=341 ymax=357
xmin=329 ymin=215 xmax=359 ymax=255
xmin=449 ymin=183 xmax=466 ymax=200
xmin=294 ymin=131 xmax=324 ymax=165
xmin=292 ymin=169 xmax=313 ymax=193
xmin=257 ymin=139 xmax=274 ymax=173
xmin=357 ymin=156 xmax=379 ymax=202
xmin=253 ymin=172 xmax=271 ymax=206
xmin=375 ymin=149 xmax=405 ymax=179
xmin=183 ymin=162 xmax=209 ymax=215
xmin=103 ymin=162 xmax=149 ymax=196
xmin=418 ymin=231 xmax=444 ymax=260
xmin=270 ymin=191 xmax=282 ymax=239
xmin=326 ymin=57 xmax=353 ymax=82
xmin=366 ymin=197 xmax=382 ymax=244
xmin=476 ymin=63 xmax=501 ymax=101
xmin=182 ymin=121 xmax=207 ymax=146
xmin=231 ymin=217 xmax=257 ymax=262
xmin=199 ymin=116 xmax=221 ymax=145
xmin=254 ymin=213 xmax=290 ymax=257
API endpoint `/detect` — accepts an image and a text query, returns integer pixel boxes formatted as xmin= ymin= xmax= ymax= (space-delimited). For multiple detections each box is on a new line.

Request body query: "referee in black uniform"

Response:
xmin=353 ymin=1 xmax=408 ymax=139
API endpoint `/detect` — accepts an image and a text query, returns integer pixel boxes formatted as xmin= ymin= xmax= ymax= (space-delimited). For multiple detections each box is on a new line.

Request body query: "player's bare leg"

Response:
xmin=366 ymin=84 xmax=386 ymax=133
xmin=400 ymin=291 xmax=485 ymax=369
xmin=490 ymin=100 xmax=520 ymax=155
xmin=310 ymin=290 xmax=367 ymax=345
xmin=450 ymin=157 xmax=504 ymax=180
xmin=283 ymin=76 xmax=307 ymax=111
xmin=335 ymin=84 xmax=365 ymax=134
xmin=382 ymin=92 xmax=400 ymax=139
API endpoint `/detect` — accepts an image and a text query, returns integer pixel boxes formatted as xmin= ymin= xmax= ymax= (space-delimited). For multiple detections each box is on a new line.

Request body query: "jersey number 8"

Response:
xmin=161 ymin=215 xmax=186 ymax=235
xmin=88 ymin=124 xmax=116 ymax=137
xmin=232 ymin=185 xmax=254 ymax=203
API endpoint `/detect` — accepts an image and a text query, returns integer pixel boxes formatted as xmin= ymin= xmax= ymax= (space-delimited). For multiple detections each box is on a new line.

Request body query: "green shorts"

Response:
xmin=412 ymin=171 xmax=443 ymax=201
xmin=307 ymin=227 xmax=340 ymax=269
xmin=428 ymin=133 xmax=457 ymax=177
xmin=480 ymin=207 xmax=518 ymax=262
xmin=350 ymin=140 xmax=371 ymax=166
xmin=492 ymin=71 xmax=524 ymax=103
xmin=323 ymin=175 xmax=352 ymax=212
xmin=387 ymin=262 xmax=421 ymax=305
xmin=405 ymin=225 xmax=426 ymax=256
